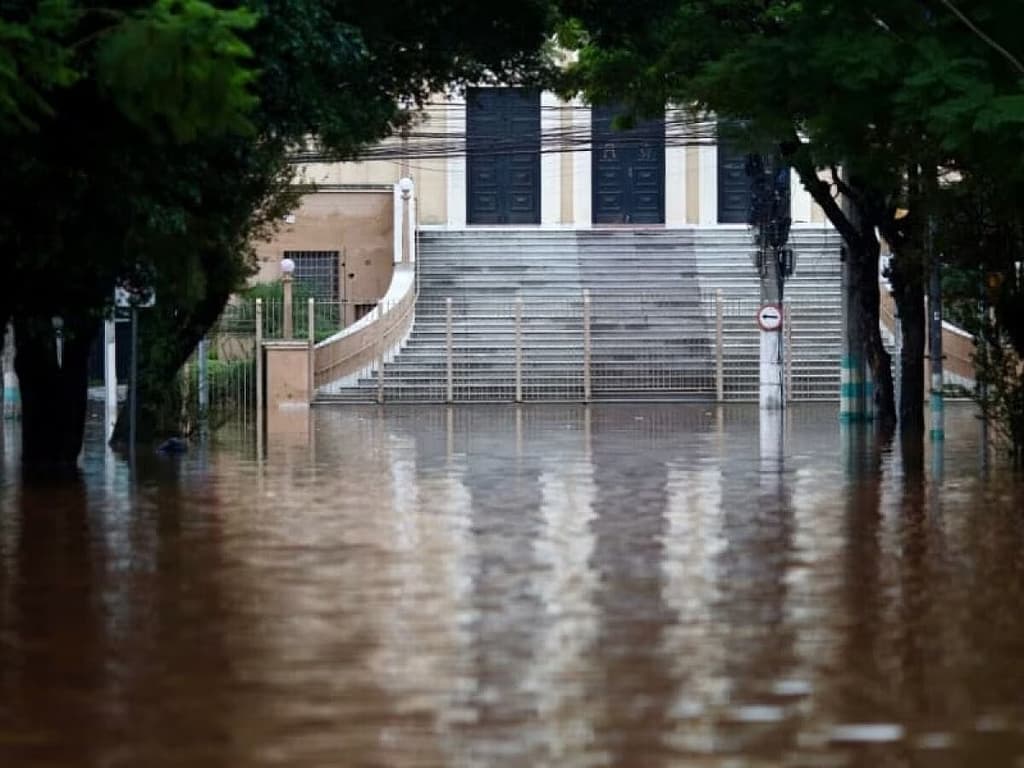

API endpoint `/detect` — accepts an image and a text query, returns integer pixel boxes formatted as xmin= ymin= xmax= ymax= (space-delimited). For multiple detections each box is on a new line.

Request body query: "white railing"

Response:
xmin=313 ymin=178 xmax=418 ymax=391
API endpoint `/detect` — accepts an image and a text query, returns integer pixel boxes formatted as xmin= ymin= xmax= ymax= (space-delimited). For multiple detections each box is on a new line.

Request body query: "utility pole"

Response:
xmin=104 ymin=318 xmax=117 ymax=443
xmin=749 ymin=155 xmax=792 ymax=411
xmin=928 ymin=216 xmax=944 ymax=442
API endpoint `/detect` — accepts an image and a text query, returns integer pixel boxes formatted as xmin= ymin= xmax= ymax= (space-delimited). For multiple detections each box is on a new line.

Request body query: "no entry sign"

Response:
xmin=757 ymin=303 xmax=783 ymax=332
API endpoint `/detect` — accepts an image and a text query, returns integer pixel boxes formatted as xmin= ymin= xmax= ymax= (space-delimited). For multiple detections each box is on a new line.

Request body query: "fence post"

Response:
xmin=308 ymin=298 xmax=316 ymax=402
xmin=784 ymin=300 xmax=793 ymax=403
xmin=715 ymin=289 xmax=724 ymax=402
xmin=515 ymin=295 xmax=523 ymax=403
xmin=255 ymin=298 xmax=263 ymax=447
xmin=197 ymin=337 xmax=208 ymax=429
xmin=445 ymin=297 xmax=454 ymax=403
xmin=376 ymin=303 xmax=385 ymax=405
xmin=583 ymin=289 xmax=592 ymax=403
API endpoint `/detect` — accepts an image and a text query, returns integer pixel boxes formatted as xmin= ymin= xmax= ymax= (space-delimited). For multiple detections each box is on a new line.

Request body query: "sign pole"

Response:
xmin=129 ymin=307 xmax=138 ymax=463
xmin=758 ymin=299 xmax=784 ymax=410
xmin=104 ymin=319 xmax=118 ymax=443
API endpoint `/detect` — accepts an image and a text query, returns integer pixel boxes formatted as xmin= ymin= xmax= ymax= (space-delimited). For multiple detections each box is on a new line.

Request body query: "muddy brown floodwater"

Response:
xmin=1 ymin=402 xmax=1023 ymax=767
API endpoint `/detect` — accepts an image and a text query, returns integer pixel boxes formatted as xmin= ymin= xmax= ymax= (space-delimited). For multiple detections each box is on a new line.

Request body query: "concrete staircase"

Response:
xmin=316 ymin=227 xmax=843 ymax=403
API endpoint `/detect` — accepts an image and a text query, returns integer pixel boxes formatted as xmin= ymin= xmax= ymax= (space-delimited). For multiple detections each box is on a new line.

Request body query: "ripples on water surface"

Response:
xmin=1 ymin=403 xmax=1023 ymax=767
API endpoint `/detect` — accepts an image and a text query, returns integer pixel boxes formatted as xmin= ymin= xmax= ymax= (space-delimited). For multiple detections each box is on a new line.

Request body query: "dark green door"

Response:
xmin=592 ymin=105 xmax=665 ymax=224
xmin=466 ymin=88 xmax=541 ymax=225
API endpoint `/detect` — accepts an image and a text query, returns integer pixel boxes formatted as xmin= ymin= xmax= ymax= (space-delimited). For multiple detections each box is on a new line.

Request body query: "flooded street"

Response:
xmin=1 ymin=402 xmax=1023 ymax=767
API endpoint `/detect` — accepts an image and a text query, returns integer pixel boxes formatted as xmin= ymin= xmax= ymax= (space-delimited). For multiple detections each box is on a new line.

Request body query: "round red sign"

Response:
xmin=757 ymin=304 xmax=783 ymax=332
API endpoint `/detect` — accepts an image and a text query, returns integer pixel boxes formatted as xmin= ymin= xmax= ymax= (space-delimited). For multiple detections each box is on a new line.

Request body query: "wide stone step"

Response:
xmin=318 ymin=227 xmax=844 ymax=402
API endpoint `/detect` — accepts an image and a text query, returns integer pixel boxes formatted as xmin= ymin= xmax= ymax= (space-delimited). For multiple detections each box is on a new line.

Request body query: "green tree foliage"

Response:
xmin=1 ymin=0 xmax=557 ymax=470
xmin=937 ymin=171 xmax=1024 ymax=455
xmin=0 ymin=0 xmax=77 ymax=132
xmin=558 ymin=0 xmax=1024 ymax=432
xmin=96 ymin=0 xmax=259 ymax=142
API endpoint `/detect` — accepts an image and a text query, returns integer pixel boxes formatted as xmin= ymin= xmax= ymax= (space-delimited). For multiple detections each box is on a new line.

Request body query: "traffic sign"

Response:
xmin=115 ymin=285 xmax=156 ymax=308
xmin=757 ymin=303 xmax=783 ymax=332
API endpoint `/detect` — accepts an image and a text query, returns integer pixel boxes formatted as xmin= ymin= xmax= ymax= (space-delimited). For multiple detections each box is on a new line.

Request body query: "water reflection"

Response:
xmin=0 ymin=403 xmax=1023 ymax=766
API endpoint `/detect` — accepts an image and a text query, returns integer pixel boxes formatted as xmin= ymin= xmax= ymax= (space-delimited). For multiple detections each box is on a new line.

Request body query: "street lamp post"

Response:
xmin=397 ymin=176 xmax=415 ymax=265
xmin=281 ymin=257 xmax=296 ymax=339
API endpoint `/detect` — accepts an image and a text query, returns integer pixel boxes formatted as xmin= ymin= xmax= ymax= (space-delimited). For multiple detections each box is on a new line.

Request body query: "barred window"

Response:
xmin=283 ymin=251 xmax=340 ymax=302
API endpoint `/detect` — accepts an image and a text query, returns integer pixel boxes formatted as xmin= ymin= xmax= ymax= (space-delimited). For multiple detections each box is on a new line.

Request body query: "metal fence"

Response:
xmin=177 ymin=289 xmax=843 ymax=417
xmin=317 ymin=290 xmax=842 ymax=404
xmin=182 ymin=300 xmax=259 ymax=431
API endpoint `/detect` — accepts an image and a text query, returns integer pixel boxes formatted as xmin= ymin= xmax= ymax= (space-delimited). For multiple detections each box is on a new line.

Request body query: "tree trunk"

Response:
xmin=13 ymin=314 xmax=94 ymax=477
xmin=111 ymin=289 xmax=231 ymax=447
xmin=787 ymin=153 xmax=895 ymax=428
xmin=852 ymin=236 xmax=896 ymax=430
xmin=894 ymin=280 xmax=926 ymax=434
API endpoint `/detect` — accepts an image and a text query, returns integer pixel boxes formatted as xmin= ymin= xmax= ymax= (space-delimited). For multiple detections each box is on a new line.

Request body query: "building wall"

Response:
xmin=254 ymin=189 xmax=394 ymax=325
xmin=289 ymin=94 xmax=826 ymax=231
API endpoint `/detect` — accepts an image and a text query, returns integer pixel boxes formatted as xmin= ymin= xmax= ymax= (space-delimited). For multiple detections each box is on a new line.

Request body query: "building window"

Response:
xmin=283 ymin=250 xmax=340 ymax=302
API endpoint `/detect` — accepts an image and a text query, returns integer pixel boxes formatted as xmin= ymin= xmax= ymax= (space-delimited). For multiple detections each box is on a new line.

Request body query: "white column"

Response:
xmin=572 ymin=98 xmax=592 ymax=228
xmin=790 ymin=167 xmax=812 ymax=223
xmin=408 ymin=194 xmax=417 ymax=264
xmin=446 ymin=94 xmax=467 ymax=229
xmin=392 ymin=182 xmax=404 ymax=264
xmin=397 ymin=177 xmax=415 ymax=264
xmin=541 ymin=91 xmax=561 ymax=227
xmin=698 ymin=136 xmax=717 ymax=226
xmin=104 ymin=319 xmax=118 ymax=442
xmin=665 ymin=106 xmax=687 ymax=228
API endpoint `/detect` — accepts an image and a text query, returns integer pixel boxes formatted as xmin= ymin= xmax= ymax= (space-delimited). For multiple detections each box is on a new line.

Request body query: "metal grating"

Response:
xmin=284 ymin=250 xmax=340 ymax=302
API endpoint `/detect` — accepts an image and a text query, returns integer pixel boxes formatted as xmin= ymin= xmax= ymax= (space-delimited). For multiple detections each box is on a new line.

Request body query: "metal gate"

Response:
xmin=466 ymin=88 xmax=541 ymax=225
xmin=591 ymin=105 xmax=665 ymax=224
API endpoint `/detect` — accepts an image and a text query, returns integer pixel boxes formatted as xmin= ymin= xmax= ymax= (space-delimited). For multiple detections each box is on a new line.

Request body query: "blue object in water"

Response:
xmin=157 ymin=437 xmax=189 ymax=455
xmin=3 ymin=384 xmax=20 ymax=419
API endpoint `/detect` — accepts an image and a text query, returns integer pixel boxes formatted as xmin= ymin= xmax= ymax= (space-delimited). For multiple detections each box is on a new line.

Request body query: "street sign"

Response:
xmin=757 ymin=303 xmax=783 ymax=332
xmin=115 ymin=285 xmax=156 ymax=308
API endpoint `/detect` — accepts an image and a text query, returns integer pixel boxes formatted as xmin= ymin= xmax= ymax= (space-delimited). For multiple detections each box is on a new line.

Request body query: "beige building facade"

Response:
xmin=255 ymin=92 xmax=829 ymax=314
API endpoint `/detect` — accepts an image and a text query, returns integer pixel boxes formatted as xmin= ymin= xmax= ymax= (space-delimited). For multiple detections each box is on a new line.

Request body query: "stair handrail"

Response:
xmin=313 ymin=178 xmax=418 ymax=390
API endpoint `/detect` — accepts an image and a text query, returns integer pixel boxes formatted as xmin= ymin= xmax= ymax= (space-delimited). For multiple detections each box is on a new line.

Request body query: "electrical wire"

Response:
xmin=290 ymin=105 xmax=723 ymax=164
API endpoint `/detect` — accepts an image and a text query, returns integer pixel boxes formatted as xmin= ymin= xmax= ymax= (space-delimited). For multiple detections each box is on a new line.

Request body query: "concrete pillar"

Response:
xmin=665 ymin=106 xmax=688 ymax=228
xmin=393 ymin=182 xmax=404 ymax=263
xmin=264 ymin=340 xmax=312 ymax=409
xmin=698 ymin=137 xmax=717 ymax=226
xmin=790 ymin=168 xmax=813 ymax=223
xmin=541 ymin=91 xmax=561 ymax=226
xmin=446 ymin=95 xmax=467 ymax=228
xmin=571 ymin=97 xmax=592 ymax=227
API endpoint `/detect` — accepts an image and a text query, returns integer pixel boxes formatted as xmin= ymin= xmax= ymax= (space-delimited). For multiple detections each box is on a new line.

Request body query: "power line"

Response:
xmin=291 ymin=112 xmax=724 ymax=164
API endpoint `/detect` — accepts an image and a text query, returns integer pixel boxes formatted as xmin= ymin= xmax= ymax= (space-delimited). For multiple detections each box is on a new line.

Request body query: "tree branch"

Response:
xmin=829 ymin=163 xmax=868 ymax=210
xmin=784 ymin=133 xmax=863 ymax=252
xmin=936 ymin=0 xmax=1024 ymax=78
